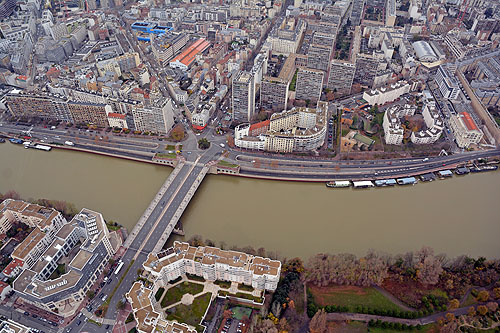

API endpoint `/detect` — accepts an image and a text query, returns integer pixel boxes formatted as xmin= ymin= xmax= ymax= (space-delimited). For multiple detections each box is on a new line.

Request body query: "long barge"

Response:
xmin=396 ymin=177 xmax=417 ymax=185
xmin=326 ymin=180 xmax=351 ymax=188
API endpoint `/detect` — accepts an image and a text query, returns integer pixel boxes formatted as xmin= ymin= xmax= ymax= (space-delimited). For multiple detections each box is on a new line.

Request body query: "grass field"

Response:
xmin=161 ymin=282 xmax=204 ymax=308
xmin=166 ymin=293 xmax=212 ymax=331
xmin=309 ymin=285 xmax=403 ymax=312
xmin=231 ymin=306 xmax=252 ymax=320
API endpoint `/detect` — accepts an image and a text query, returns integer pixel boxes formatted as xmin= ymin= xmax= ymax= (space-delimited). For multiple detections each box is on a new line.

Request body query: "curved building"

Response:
xmin=412 ymin=41 xmax=438 ymax=62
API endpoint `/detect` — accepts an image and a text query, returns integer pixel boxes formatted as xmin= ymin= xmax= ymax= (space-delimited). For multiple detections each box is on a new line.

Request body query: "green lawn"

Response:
xmin=218 ymin=160 xmax=238 ymax=168
xmin=231 ymin=306 xmax=252 ymax=320
xmin=214 ymin=280 xmax=231 ymax=289
xmin=218 ymin=291 xmax=263 ymax=303
xmin=186 ymin=274 xmax=205 ymax=282
xmin=165 ymin=144 xmax=176 ymax=150
xmin=161 ymin=282 xmax=204 ymax=308
xmin=309 ymin=285 xmax=403 ymax=312
xmin=155 ymin=152 xmax=177 ymax=159
xmin=237 ymin=284 xmax=254 ymax=292
xmin=49 ymin=264 xmax=65 ymax=280
xmin=166 ymin=293 xmax=212 ymax=331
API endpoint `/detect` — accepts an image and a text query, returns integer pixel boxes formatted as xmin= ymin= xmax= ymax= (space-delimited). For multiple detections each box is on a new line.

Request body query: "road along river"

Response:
xmin=1 ymin=142 xmax=499 ymax=259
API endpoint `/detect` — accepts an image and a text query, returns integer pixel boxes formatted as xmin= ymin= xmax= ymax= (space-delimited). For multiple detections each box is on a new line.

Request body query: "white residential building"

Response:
xmin=143 ymin=241 xmax=281 ymax=292
xmin=363 ymin=81 xmax=410 ymax=106
xmin=450 ymin=112 xmax=484 ymax=148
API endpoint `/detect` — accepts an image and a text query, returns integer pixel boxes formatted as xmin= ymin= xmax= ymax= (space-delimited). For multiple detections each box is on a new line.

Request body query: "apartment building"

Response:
xmin=96 ymin=53 xmax=141 ymax=77
xmin=383 ymin=107 xmax=405 ymax=145
xmin=232 ymin=71 xmax=256 ymax=123
xmin=260 ymin=54 xmax=295 ymax=112
xmin=260 ymin=77 xmax=289 ymax=112
xmin=295 ymin=68 xmax=323 ymax=103
xmin=354 ymin=54 xmax=379 ymax=87
xmin=143 ymin=241 xmax=281 ymax=292
xmin=126 ymin=282 xmax=196 ymax=333
xmin=450 ymin=112 xmax=484 ymax=148
xmin=435 ymin=64 xmax=460 ymax=100
xmin=327 ymin=60 xmax=356 ymax=96
xmin=13 ymin=208 xmax=117 ymax=318
xmin=151 ymin=33 xmax=189 ymax=67
xmin=363 ymin=81 xmax=410 ymax=106
xmin=234 ymin=103 xmax=328 ymax=152
xmin=5 ymin=91 xmax=72 ymax=122
xmin=131 ymin=98 xmax=175 ymax=134
xmin=386 ymin=0 xmax=396 ymax=27
xmin=68 ymin=102 xmax=111 ymax=128
xmin=307 ymin=43 xmax=332 ymax=72
xmin=268 ymin=17 xmax=305 ymax=56
xmin=410 ymin=104 xmax=444 ymax=144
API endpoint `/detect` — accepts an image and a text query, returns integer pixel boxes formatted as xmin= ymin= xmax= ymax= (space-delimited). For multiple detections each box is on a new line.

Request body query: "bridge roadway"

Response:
xmin=105 ymin=154 xmax=212 ymax=320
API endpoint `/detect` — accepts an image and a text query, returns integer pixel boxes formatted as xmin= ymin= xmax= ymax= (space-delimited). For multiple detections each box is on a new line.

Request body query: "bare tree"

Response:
xmin=309 ymin=309 xmax=327 ymax=333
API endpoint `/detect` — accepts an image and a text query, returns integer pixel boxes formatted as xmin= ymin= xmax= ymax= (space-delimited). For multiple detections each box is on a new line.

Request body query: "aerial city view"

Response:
xmin=0 ymin=0 xmax=499 ymax=331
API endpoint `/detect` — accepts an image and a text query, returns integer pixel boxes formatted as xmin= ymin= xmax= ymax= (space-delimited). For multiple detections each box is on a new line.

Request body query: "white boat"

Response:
xmin=326 ymin=181 xmax=351 ymax=188
xmin=352 ymin=181 xmax=374 ymax=188
xmin=34 ymin=144 xmax=51 ymax=151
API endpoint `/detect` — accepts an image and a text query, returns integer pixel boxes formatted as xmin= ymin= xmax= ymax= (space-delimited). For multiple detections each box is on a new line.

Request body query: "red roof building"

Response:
xmin=3 ymin=259 xmax=24 ymax=277
xmin=460 ymin=112 xmax=478 ymax=131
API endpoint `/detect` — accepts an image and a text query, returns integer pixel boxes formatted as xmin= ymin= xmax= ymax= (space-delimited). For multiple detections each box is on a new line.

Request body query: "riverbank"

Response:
xmin=37 ymin=139 xmax=500 ymax=183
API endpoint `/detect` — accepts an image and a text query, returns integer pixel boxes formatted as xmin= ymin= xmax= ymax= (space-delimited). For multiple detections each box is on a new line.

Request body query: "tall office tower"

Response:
xmin=327 ymin=60 xmax=356 ymax=96
xmin=295 ymin=68 xmax=324 ymax=103
xmin=354 ymin=55 xmax=379 ymax=87
xmin=232 ymin=71 xmax=256 ymax=123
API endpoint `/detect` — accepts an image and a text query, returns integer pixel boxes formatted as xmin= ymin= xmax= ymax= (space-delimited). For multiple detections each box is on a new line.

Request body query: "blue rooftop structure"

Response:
xmin=131 ymin=21 xmax=173 ymax=35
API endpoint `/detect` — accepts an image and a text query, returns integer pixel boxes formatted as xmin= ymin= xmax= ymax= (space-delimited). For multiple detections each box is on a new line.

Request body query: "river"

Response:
xmin=1 ymin=142 xmax=499 ymax=259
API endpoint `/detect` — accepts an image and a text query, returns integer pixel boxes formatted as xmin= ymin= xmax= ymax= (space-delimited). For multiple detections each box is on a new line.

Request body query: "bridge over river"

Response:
xmin=105 ymin=154 xmax=214 ymax=317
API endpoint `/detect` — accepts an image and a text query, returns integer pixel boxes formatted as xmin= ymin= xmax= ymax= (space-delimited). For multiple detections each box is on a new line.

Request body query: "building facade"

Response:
xmin=327 ymin=60 xmax=356 ymax=96
xmin=295 ymin=68 xmax=323 ymax=103
xmin=450 ymin=112 xmax=484 ymax=148
xmin=232 ymin=71 xmax=256 ymax=123
xmin=142 ymin=241 xmax=281 ymax=292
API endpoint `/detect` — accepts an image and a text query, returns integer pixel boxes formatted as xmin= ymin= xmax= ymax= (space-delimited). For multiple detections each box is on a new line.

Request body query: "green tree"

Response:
xmin=198 ymin=138 xmax=210 ymax=149
xmin=87 ymin=290 xmax=95 ymax=299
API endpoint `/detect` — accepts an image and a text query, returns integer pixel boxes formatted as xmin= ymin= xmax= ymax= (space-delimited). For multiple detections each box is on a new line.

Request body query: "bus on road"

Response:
xmin=114 ymin=260 xmax=124 ymax=275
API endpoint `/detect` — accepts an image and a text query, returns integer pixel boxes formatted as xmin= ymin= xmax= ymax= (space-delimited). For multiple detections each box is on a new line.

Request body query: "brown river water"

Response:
xmin=1 ymin=142 xmax=499 ymax=259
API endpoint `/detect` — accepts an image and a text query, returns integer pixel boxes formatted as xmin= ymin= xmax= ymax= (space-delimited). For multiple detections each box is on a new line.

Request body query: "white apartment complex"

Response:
xmin=131 ymin=98 xmax=175 ymax=135
xmin=126 ymin=282 xmax=196 ymax=333
xmin=234 ymin=103 xmax=328 ymax=153
xmin=410 ymin=104 xmax=444 ymax=144
xmin=449 ymin=112 xmax=484 ymax=148
xmin=5 ymin=200 xmax=119 ymax=318
xmin=363 ymin=81 xmax=410 ymax=106
xmin=143 ymin=241 xmax=281 ymax=292
xmin=382 ymin=104 xmax=416 ymax=145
